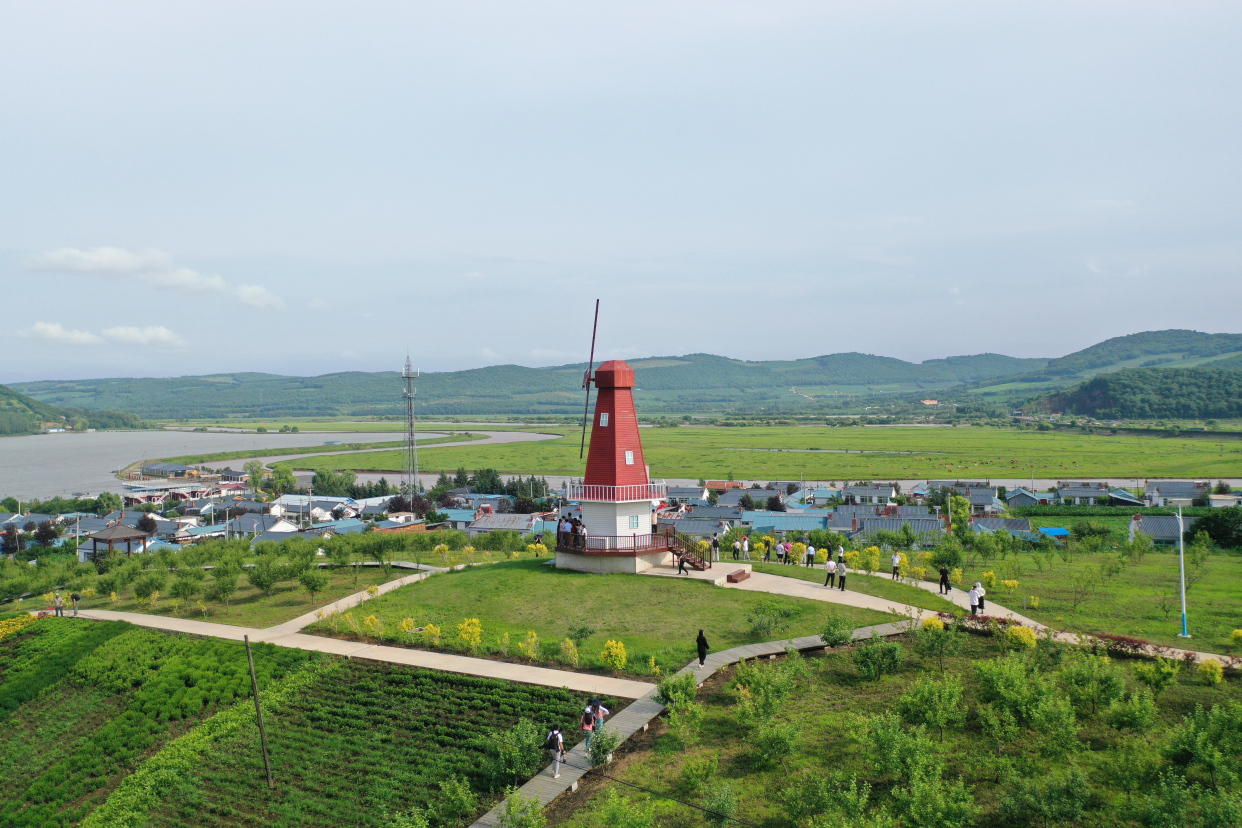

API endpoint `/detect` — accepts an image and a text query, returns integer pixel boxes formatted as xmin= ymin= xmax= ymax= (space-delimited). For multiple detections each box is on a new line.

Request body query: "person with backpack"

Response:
xmin=711 ymin=534 xmax=720 ymax=562
xmin=581 ymin=707 xmax=595 ymax=750
xmin=545 ymin=725 xmax=565 ymax=778
xmin=696 ymin=629 xmax=710 ymax=669
xmin=584 ymin=700 xmax=609 ymax=749
xmin=938 ymin=564 xmax=950 ymax=594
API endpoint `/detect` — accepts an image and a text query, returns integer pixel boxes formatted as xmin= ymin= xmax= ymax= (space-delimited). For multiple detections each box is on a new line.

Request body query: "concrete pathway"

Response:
xmin=469 ymin=621 xmax=904 ymax=827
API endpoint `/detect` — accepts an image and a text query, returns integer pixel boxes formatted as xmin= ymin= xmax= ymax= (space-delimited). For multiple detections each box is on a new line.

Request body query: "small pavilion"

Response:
xmin=85 ymin=524 xmax=152 ymax=561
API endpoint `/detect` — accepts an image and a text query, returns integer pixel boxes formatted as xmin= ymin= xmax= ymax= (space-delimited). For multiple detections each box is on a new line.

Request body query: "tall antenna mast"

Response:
xmin=579 ymin=300 xmax=600 ymax=459
xmin=402 ymin=355 xmax=420 ymax=497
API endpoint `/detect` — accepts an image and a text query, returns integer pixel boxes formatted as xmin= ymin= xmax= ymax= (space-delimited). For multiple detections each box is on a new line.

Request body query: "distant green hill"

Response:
xmin=12 ymin=351 xmax=1047 ymax=419
xmin=0 ymin=383 xmax=63 ymax=435
xmin=1037 ymin=367 xmax=1242 ymax=420
xmin=965 ymin=330 xmax=1242 ymax=398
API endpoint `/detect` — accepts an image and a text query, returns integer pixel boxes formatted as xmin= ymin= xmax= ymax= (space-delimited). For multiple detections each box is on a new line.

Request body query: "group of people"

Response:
xmin=544 ymin=698 xmax=611 ymax=779
xmin=968 ymin=582 xmax=987 ymax=614
xmin=556 ymin=515 xmax=589 ymax=549
xmin=51 ymin=591 xmax=80 ymax=617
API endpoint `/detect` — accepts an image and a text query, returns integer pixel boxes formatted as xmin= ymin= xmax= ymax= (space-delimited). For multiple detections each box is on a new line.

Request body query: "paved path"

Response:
xmin=58 ymin=565 xmax=654 ymax=699
xmin=469 ymin=621 xmax=904 ymax=827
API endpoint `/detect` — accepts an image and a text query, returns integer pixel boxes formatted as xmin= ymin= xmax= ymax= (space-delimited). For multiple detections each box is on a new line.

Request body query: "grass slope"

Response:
xmin=290 ymin=424 xmax=1242 ymax=480
xmin=306 ymin=559 xmax=892 ymax=675
xmin=552 ymin=633 xmax=1242 ymax=828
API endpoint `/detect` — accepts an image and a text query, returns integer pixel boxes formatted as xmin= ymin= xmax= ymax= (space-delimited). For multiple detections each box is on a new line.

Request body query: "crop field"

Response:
xmin=552 ymin=631 xmax=1242 ymax=828
xmin=288 ymin=425 xmax=1242 ymax=480
xmin=0 ymin=616 xmax=610 ymax=827
xmin=143 ymin=659 xmax=608 ymax=827
xmin=0 ymin=618 xmax=309 ymax=828
xmin=305 ymin=559 xmax=893 ymax=676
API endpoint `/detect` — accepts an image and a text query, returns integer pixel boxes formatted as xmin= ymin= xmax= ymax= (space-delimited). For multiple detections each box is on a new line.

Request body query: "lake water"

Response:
xmin=0 ymin=430 xmax=375 ymax=500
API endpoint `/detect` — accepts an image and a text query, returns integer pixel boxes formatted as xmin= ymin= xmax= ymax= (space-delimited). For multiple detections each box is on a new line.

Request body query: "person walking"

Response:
xmin=938 ymin=564 xmax=950 ymax=594
xmin=837 ymin=544 xmax=845 ymax=563
xmin=696 ymin=629 xmax=710 ymax=669
xmin=70 ymin=591 xmax=81 ymax=617
xmin=53 ymin=592 xmax=64 ymax=617
xmin=732 ymin=539 xmax=741 ymax=561
xmin=545 ymin=725 xmax=565 ymax=779
xmin=824 ymin=558 xmax=836 ymax=588
xmin=891 ymin=552 xmax=902 ymax=581
xmin=588 ymin=700 xmax=609 ymax=738
xmin=837 ymin=562 xmax=848 ymax=591
xmin=975 ymin=582 xmax=986 ymax=613
xmin=968 ymin=584 xmax=980 ymax=615
xmin=711 ymin=534 xmax=720 ymax=563
xmin=741 ymin=536 xmax=751 ymax=561
xmin=677 ymin=551 xmax=689 ymax=575
xmin=581 ymin=707 xmax=595 ymax=751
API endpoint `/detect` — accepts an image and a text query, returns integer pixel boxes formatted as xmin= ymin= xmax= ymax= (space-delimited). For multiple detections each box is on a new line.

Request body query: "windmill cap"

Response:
xmin=593 ymin=360 xmax=635 ymax=388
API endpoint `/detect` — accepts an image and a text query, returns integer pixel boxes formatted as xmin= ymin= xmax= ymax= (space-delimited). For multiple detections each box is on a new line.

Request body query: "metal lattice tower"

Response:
xmin=402 ymin=356 xmax=420 ymax=496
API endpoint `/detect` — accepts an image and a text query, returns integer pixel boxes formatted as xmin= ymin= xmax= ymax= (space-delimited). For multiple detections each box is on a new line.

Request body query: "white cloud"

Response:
xmin=27 ymin=246 xmax=281 ymax=308
xmin=100 ymin=326 xmax=186 ymax=347
xmin=23 ymin=321 xmax=102 ymax=345
xmin=21 ymin=321 xmax=185 ymax=348
xmin=236 ymin=284 xmax=285 ymax=309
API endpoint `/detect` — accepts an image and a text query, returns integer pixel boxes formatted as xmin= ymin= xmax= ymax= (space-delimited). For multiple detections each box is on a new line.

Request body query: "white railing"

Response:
xmin=568 ymin=481 xmax=668 ymax=502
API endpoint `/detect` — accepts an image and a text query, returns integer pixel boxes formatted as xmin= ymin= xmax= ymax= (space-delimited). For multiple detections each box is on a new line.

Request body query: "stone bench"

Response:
xmin=727 ymin=569 xmax=750 ymax=583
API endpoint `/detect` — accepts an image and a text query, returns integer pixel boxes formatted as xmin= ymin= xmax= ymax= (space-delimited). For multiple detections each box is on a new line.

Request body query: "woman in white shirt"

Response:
xmin=975 ymin=582 xmax=986 ymax=613
xmin=968 ymin=585 xmax=980 ymax=615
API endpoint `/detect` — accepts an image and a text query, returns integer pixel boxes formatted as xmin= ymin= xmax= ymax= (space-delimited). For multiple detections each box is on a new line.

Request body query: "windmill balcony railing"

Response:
xmin=554 ymin=529 xmax=674 ymax=556
xmin=566 ymin=481 xmax=668 ymax=502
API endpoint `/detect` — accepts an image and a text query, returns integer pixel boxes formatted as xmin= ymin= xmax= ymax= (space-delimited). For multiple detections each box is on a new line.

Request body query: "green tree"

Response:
xmin=949 ymin=495 xmax=970 ymax=540
xmin=208 ymin=569 xmax=239 ymax=612
xmin=33 ymin=521 xmax=59 ymax=547
xmin=269 ymin=462 xmax=298 ymax=495
xmin=1188 ymin=507 xmax=1242 ymax=548
xmin=898 ymin=674 xmax=965 ymax=741
xmin=247 ymin=555 xmax=285 ymax=596
xmin=913 ymin=624 xmax=964 ymax=675
xmin=169 ymin=577 xmax=199 ymax=608
xmin=297 ymin=568 xmax=330 ymax=603
xmin=244 ymin=459 xmax=266 ymax=493
xmin=591 ymin=788 xmax=655 ymax=828
xmin=1059 ymin=653 xmax=1125 ymax=716
xmin=95 ymin=491 xmax=122 ymax=513
xmin=1000 ymin=769 xmax=1090 ymax=828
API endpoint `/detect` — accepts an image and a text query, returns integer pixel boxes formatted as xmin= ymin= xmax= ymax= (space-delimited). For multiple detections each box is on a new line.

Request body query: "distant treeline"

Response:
xmin=1039 ymin=367 xmax=1242 ymax=420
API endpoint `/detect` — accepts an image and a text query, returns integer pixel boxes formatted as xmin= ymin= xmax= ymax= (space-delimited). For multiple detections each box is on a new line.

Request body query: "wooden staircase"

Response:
xmin=669 ymin=531 xmax=710 ymax=570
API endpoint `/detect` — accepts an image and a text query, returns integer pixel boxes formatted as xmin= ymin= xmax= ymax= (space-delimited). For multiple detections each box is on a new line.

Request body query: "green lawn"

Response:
xmin=75 ymin=565 xmax=406 ymax=629
xmin=286 ymin=424 xmax=1242 ymax=480
xmin=305 ymin=559 xmax=892 ymax=676
xmin=750 ymin=562 xmax=959 ymax=613
xmin=552 ymin=633 xmax=1242 ymax=828
xmin=953 ymin=548 xmax=1242 ymax=654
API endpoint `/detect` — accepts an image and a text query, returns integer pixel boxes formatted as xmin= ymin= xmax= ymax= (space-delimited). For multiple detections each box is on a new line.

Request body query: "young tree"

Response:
xmin=244 ymin=459 xmax=266 ymax=493
xmin=269 ymin=462 xmax=298 ymax=495
xmin=766 ymin=495 xmax=786 ymax=512
xmin=298 ymin=568 xmax=330 ymax=603
xmin=95 ymin=491 xmax=122 ymax=513
xmin=1189 ymin=507 xmax=1242 ymax=548
xmin=898 ymin=674 xmax=965 ymax=741
xmin=136 ymin=513 xmax=158 ymax=535
xmin=247 ymin=555 xmax=284 ymax=596
xmin=208 ymin=570 xmax=239 ymax=612
xmin=739 ymin=492 xmax=756 ymax=510
xmin=169 ymin=577 xmax=200 ymax=610
xmin=949 ymin=495 xmax=971 ymax=540
xmin=1 ymin=524 xmax=22 ymax=555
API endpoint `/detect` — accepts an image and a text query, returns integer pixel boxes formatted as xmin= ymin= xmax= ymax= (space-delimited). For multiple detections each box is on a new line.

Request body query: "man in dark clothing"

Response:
xmin=696 ymin=630 xmax=710 ymax=669
xmin=677 ymin=552 xmax=688 ymax=575
xmin=938 ymin=564 xmax=951 ymax=594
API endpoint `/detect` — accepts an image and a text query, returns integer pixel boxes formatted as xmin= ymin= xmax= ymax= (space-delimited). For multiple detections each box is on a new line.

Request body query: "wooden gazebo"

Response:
xmin=86 ymin=524 xmax=151 ymax=561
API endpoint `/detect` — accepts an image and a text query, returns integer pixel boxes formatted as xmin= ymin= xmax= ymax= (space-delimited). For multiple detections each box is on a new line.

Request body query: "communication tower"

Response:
xmin=402 ymin=356 xmax=420 ymax=497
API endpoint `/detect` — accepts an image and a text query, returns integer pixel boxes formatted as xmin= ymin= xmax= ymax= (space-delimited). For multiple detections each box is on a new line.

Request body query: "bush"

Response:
xmin=601 ymin=639 xmax=627 ymax=673
xmin=456 ymin=618 xmax=483 ymax=652
xmin=747 ymin=600 xmax=797 ymax=638
xmin=748 ymin=721 xmax=798 ymax=768
xmin=898 ymin=673 xmax=965 ymax=741
xmin=854 ymin=638 xmax=903 ymax=681
xmin=1134 ymin=656 xmax=1181 ymax=695
xmin=702 ymin=781 xmax=738 ymax=828
xmin=558 ymin=638 xmax=579 ymax=667
xmin=591 ymin=788 xmax=655 ymax=828
xmin=1233 ymin=629 xmax=1242 ymax=648
xmin=588 ymin=725 xmax=620 ymax=766
xmin=655 ymin=671 xmax=698 ymax=708
xmin=1106 ymin=689 xmax=1157 ymax=733
xmin=922 ymin=616 xmax=944 ymax=632
xmin=680 ymin=751 xmax=719 ymax=795
xmin=1004 ymin=625 xmax=1037 ymax=650
xmin=999 ymin=768 xmax=1090 ymax=828
xmin=1200 ymin=658 xmax=1224 ymax=685
xmin=821 ymin=614 xmax=855 ymax=648
xmin=1059 ymin=653 xmax=1125 ymax=716
xmin=495 ymin=788 xmax=546 ymax=828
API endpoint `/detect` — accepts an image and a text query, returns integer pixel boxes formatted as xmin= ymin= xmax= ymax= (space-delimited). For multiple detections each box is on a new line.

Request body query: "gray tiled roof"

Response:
xmin=658 ymin=518 xmax=724 ymax=537
xmin=1145 ymin=481 xmax=1208 ymax=498
xmin=855 ymin=517 xmax=945 ymax=537
xmin=1131 ymin=515 xmax=1197 ymax=540
xmin=973 ymin=518 xmax=1032 ymax=533
xmin=682 ymin=506 xmax=744 ymax=521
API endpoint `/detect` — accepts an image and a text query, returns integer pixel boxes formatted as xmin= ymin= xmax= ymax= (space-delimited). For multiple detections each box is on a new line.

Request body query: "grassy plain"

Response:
xmin=953 ymin=548 xmax=1242 ymax=654
xmin=552 ymin=634 xmax=1242 ymax=828
xmin=165 ymin=418 xmax=559 ymax=432
xmin=287 ymin=425 xmax=1242 ymax=480
xmin=157 ymin=432 xmax=483 ymax=465
xmin=306 ymin=559 xmax=892 ymax=676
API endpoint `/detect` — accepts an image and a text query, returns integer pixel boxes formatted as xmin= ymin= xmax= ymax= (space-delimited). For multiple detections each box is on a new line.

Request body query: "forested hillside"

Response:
xmin=0 ymin=384 xmax=63 ymax=435
xmin=12 ymin=351 xmax=1046 ymax=419
xmin=1037 ymin=367 xmax=1242 ymax=419
xmin=969 ymin=329 xmax=1242 ymax=394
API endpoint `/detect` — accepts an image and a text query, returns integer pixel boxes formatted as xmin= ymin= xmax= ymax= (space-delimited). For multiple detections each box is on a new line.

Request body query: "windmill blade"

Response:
xmin=579 ymin=299 xmax=600 ymax=459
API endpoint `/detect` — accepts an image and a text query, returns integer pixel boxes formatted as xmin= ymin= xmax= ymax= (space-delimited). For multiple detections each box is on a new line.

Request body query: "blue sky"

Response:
xmin=2 ymin=1 xmax=1240 ymax=381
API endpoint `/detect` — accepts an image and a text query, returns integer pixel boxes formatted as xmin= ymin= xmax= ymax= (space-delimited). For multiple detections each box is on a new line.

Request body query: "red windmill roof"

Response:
xmin=582 ymin=360 xmax=650 ymax=494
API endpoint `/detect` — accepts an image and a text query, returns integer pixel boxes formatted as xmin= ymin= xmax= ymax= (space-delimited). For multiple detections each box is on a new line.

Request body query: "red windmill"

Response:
xmin=556 ymin=301 xmax=706 ymax=573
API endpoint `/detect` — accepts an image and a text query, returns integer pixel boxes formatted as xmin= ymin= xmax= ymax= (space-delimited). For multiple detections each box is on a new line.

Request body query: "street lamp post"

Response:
xmin=1176 ymin=506 xmax=1190 ymax=638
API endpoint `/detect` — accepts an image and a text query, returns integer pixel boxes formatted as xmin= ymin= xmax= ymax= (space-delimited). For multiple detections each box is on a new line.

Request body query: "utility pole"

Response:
xmin=243 ymin=635 xmax=276 ymax=788
xmin=1176 ymin=507 xmax=1190 ymax=638
xmin=402 ymin=356 xmax=420 ymax=498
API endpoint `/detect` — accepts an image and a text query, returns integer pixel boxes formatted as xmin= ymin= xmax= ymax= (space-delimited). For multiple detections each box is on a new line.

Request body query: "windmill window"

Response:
xmin=599 ymin=413 xmax=609 ymax=426
xmin=625 ymin=451 xmax=634 ymax=465
xmin=629 ymin=515 xmax=640 ymax=530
